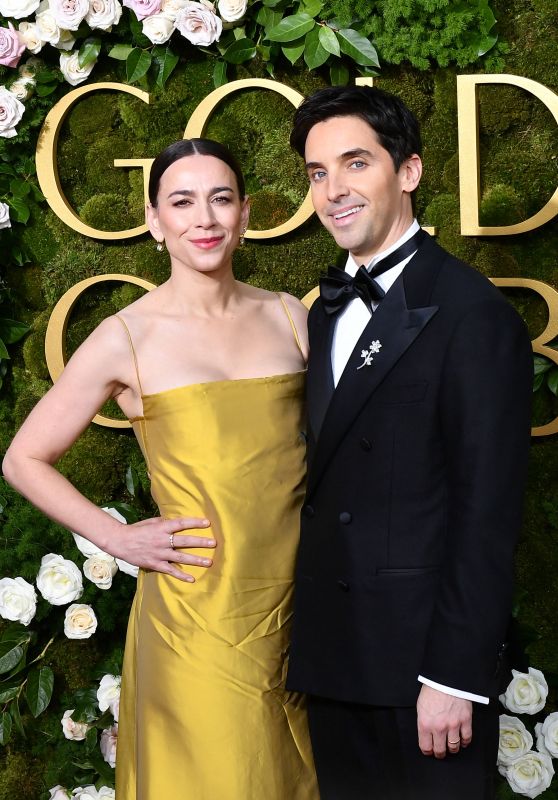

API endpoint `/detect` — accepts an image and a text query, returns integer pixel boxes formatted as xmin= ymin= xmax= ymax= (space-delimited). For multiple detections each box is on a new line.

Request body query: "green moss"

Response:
xmin=0 ymin=751 xmax=43 ymax=800
xmin=79 ymin=192 xmax=137 ymax=233
xmin=480 ymin=184 xmax=527 ymax=227
xmin=22 ymin=310 xmax=50 ymax=380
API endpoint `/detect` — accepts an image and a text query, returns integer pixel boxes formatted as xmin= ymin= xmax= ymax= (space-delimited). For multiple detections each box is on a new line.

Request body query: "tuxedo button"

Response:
xmin=339 ymin=511 xmax=352 ymax=524
xmin=303 ymin=504 xmax=315 ymax=518
xmin=360 ymin=438 xmax=372 ymax=451
xmin=337 ymin=579 xmax=350 ymax=592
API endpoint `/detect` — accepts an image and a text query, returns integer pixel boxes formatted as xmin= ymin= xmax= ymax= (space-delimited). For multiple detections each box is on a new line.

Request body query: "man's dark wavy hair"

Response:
xmin=290 ymin=85 xmax=422 ymax=172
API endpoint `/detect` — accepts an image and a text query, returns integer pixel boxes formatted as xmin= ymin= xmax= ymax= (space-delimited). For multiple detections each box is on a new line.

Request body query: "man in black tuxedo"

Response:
xmin=286 ymin=86 xmax=533 ymax=799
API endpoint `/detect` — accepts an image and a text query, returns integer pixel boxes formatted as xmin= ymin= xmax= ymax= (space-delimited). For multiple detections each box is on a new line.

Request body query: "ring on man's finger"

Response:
xmin=169 ymin=533 xmax=175 ymax=549
xmin=448 ymin=739 xmax=460 ymax=745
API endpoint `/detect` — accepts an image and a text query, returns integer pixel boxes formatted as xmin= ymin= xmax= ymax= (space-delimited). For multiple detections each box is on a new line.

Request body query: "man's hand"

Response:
xmin=417 ymin=684 xmax=473 ymax=759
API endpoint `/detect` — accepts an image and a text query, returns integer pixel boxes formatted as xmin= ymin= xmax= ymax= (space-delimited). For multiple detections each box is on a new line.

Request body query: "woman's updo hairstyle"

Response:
xmin=148 ymin=138 xmax=246 ymax=206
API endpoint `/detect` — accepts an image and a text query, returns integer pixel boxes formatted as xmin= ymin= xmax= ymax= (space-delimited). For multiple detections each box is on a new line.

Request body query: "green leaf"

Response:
xmin=0 ymin=625 xmax=32 ymax=645
xmin=281 ymin=39 xmax=305 ymax=65
xmin=0 ymin=643 xmax=24 ymax=675
xmin=9 ymin=179 xmax=31 ymax=198
xmin=10 ymin=698 xmax=24 ymax=737
xmin=0 ymin=319 xmax=30 ymax=344
xmin=78 ymin=38 xmax=101 ymax=68
xmin=125 ymin=465 xmax=139 ymax=497
xmin=337 ymin=28 xmax=379 ymax=67
xmin=35 ymin=83 xmax=58 ymax=97
xmin=330 ymin=61 xmax=349 ymax=85
xmin=304 ymin=25 xmax=329 ymax=69
xmin=0 ymin=712 xmax=12 ymax=745
xmin=25 ymin=666 xmax=54 ymax=718
xmin=0 ymin=339 xmax=10 ymax=360
xmin=262 ymin=0 xmax=284 ymax=7
xmin=126 ymin=48 xmax=152 ymax=84
xmin=299 ymin=0 xmax=323 ymax=17
xmin=223 ymin=37 xmax=257 ymax=64
xmin=0 ymin=494 xmax=6 ymax=514
xmin=35 ymin=69 xmax=60 ymax=83
xmin=212 ymin=60 xmax=228 ymax=88
xmin=547 ymin=367 xmax=558 ymax=396
xmin=318 ymin=24 xmax=340 ymax=56
xmin=267 ymin=13 xmax=315 ymax=43
xmin=7 ymin=196 xmax=30 ymax=224
xmin=534 ymin=355 xmax=552 ymax=375
xmin=152 ymin=45 xmax=179 ymax=89
xmin=256 ymin=6 xmax=281 ymax=30
xmin=533 ymin=372 xmax=545 ymax=392
xmin=0 ymin=686 xmax=19 ymax=704
xmin=477 ymin=32 xmax=498 ymax=56
xmin=108 ymin=43 xmax=134 ymax=61
xmin=0 ymin=164 xmax=15 ymax=176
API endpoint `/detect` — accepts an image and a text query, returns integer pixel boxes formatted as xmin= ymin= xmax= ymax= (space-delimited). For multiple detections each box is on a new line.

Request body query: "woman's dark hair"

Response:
xmin=290 ymin=86 xmax=422 ymax=172
xmin=148 ymin=138 xmax=246 ymax=206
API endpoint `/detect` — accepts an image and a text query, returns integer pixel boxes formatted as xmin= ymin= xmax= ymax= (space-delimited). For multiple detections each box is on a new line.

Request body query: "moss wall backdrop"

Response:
xmin=0 ymin=0 xmax=557 ymax=796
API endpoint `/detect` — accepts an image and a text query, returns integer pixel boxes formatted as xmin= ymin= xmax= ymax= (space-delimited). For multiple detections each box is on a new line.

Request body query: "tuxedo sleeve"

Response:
xmin=419 ymin=296 xmax=532 ymax=698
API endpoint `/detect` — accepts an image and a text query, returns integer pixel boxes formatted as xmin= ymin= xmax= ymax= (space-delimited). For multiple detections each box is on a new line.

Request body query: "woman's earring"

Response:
xmin=239 ymin=228 xmax=247 ymax=246
xmin=156 ymin=240 xmax=165 ymax=252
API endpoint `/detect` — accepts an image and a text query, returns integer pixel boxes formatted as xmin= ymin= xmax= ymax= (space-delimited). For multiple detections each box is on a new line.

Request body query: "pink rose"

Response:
xmin=100 ymin=723 xmax=118 ymax=768
xmin=123 ymin=0 xmax=161 ymax=20
xmin=0 ymin=23 xmax=25 ymax=68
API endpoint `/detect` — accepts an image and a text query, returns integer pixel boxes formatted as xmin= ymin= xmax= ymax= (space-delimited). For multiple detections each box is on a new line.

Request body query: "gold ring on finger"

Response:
xmin=169 ymin=533 xmax=175 ymax=549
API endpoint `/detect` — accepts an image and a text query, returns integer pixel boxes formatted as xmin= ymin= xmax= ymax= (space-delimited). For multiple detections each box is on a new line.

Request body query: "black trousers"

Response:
xmin=307 ymin=695 xmax=499 ymax=800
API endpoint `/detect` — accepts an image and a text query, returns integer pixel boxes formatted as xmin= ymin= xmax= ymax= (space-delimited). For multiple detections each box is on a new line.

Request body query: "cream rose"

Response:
xmin=50 ymin=0 xmax=89 ymax=31
xmin=83 ymin=553 xmax=117 ymax=589
xmin=36 ymin=2 xmax=62 ymax=45
xmin=61 ymin=709 xmax=89 ymax=741
xmin=500 ymin=667 xmax=549 ymax=715
xmin=174 ymin=0 xmax=222 ymax=45
xmin=0 ymin=0 xmax=40 ymax=18
xmin=64 ymin=603 xmax=98 ymax=639
xmin=54 ymin=29 xmax=75 ymax=49
xmin=71 ymin=787 xmax=101 ymax=800
xmin=19 ymin=56 xmax=43 ymax=77
xmin=499 ymin=750 xmax=554 ymax=799
xmin=86 ymin=0 xmax=123 ymax=30
xmin=98 ymin=789 xmax=115 ymax=800
xmin=36 ymin=553 xmax=83 ymax=605
xmin=160 ymin=0 xmax=187 ymax=20
xmin=535 ymin=711 xmax=558 ymax=758
xmin=0 ymin=576 xmax=36 ymax=625
xmin=123 ymin=0 xmax=162 ymax=20
xmin=100 ymin=723 xmax=118 ymax=768
xmin=115 ymin=557 xmax=139 ymax=578
xmin=142 ymin=12 xmax=174 ymax=43
xmin=97 ymin=674 xmax=121 ymax=721
xmin=59 ymin=50 xmax=96 ymax=85
xmin=9 ymin=76 xmax=35 ymax=100
xmin=0 ymin=84 xmax=25 ymax=138
xmin=48 ymin=787 xmax=71 ymax=800
xmin=0 ymin=23 xmax=26 ymax=68
xmin=18 ymin=21 xmax=43 ymax=54
xmin=498 ymin=714 xmax=533 ymax=766
xmin=217 ymin=0 xmax=246 ymax=23
xmin=0 ymin=201 xmax=11 ymax=230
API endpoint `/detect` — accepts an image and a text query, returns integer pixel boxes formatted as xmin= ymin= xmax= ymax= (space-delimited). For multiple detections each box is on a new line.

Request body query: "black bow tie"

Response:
xmin=320 ymin=228 xmax=426 ymax=316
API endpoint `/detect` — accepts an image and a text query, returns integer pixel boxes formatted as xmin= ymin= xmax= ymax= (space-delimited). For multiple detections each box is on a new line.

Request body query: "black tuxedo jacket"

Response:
xmin=287 ymin=234 xmax=533 ymax=707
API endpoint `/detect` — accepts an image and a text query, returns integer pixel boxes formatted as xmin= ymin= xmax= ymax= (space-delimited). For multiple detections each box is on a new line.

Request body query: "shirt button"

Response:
xmin=360 ymin=438 xmax=372 ymax=451
xmin=303 ymin=504 xmax=315 ymax=518
xmin=339 ymin=511 xmax=352 ymax=524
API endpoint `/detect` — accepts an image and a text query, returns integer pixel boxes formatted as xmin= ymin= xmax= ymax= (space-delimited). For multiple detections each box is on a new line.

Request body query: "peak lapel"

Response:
xmin=307 ymin=272 xmax=439 ymax=498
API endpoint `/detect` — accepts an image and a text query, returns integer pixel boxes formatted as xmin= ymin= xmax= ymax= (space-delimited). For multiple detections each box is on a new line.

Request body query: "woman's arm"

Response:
xmin=2 ymin=316 xmax=215 ymax=583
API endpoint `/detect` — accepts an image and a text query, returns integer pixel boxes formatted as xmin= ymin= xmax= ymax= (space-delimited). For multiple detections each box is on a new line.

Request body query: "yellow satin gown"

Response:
xmin=115 ymin=309 xmax=318 ymax=799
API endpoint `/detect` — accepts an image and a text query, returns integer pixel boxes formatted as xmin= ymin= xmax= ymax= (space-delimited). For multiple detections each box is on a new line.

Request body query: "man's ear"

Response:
xmin=146 ymin=203 xmax=163 ymax=244
xmin=400 ymin=154 xmax=422 ymax=194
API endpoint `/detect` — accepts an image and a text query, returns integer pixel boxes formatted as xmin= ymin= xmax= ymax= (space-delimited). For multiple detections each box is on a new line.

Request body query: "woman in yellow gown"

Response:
xmin=3 ymin=139 xmax=318 ymax=799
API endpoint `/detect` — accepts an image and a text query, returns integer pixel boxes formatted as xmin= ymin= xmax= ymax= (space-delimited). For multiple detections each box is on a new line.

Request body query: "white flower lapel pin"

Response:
xmin=357 ymin=340 xmax=382 ymax=370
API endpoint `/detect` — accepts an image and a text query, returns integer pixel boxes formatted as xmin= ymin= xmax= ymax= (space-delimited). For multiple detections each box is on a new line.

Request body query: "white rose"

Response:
xmin=98 ymin=790 xmax=115 ymax=800
xmin=48 ymin=787 xmax=71 ymax=800
xmin=500 ymin=667 xmax=549 ymax=715
xmin=18 ymin=56 xmax=43 ymax=77
xmin=59 ymin=50 xmax=96 ymax=85
xmin=54 ymin=28 xmax=75 ymax=49
xmin=100 ymin=723 xmax=118 ymax=768
xmin=115 ymin=557 xmax=139 ymax=578
xmin=0 ymin=576 xmax=36 ymax=625
xmin=498 ymin=714 xmax=533 ymax=766
xmin=71 ymin=787 xmax=100 ymax=800
xmin=36 ymin=3 xmax=62 ymax=45
xmin=0 ymin=201 xmax=11 ymax=230
xmin=83 ymin=553 xmax=117 ymax=589
xmin=0 ymin=0 xmax=40 ymax=18
xmin=9 ymin=76 xmax=35 ymax=101
xmin=86 ymin=0 xmax=123 ymax=30
xmin=18 ymin=21 xmax=43 ymax=53
xmin=535 ymin=711 xmax=558 ymax=758
xmin=142 ymin=12 xmax=174 ymax=43
xmin=36 ymin=553 xmax=83 ymax=605
xmin=174 ymin=0 xmax=222 ymax=45
xmin=50 ymin=0 xmax=89 ymax=31
xmin=0 ymin=85 xmax=25 ymax=138
xmin=64 ymin=603 xmax=98 ymax=639
xmin=217 ymin=0 xmax=245 ymax=22
xmin=97 ymin=674 xmax=121 ymax=721
xmin=160 ymin=0 xmax=187 ymax=20
xmin=499 ymin=750 xmax=554 ymax=799
xmin=61 ymin=709 xmax=89 ymax=741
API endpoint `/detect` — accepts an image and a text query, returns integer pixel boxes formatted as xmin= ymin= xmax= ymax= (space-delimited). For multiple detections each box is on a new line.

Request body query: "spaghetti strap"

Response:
xmin=277 ymin=293 xmax=304 ymax=356
xmin=114 ymin=315 xmax=145 ymax=398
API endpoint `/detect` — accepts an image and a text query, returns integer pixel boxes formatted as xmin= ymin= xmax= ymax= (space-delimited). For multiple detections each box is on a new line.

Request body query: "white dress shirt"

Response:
xmin=331 ymin=219 xmax=489 ymax=705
